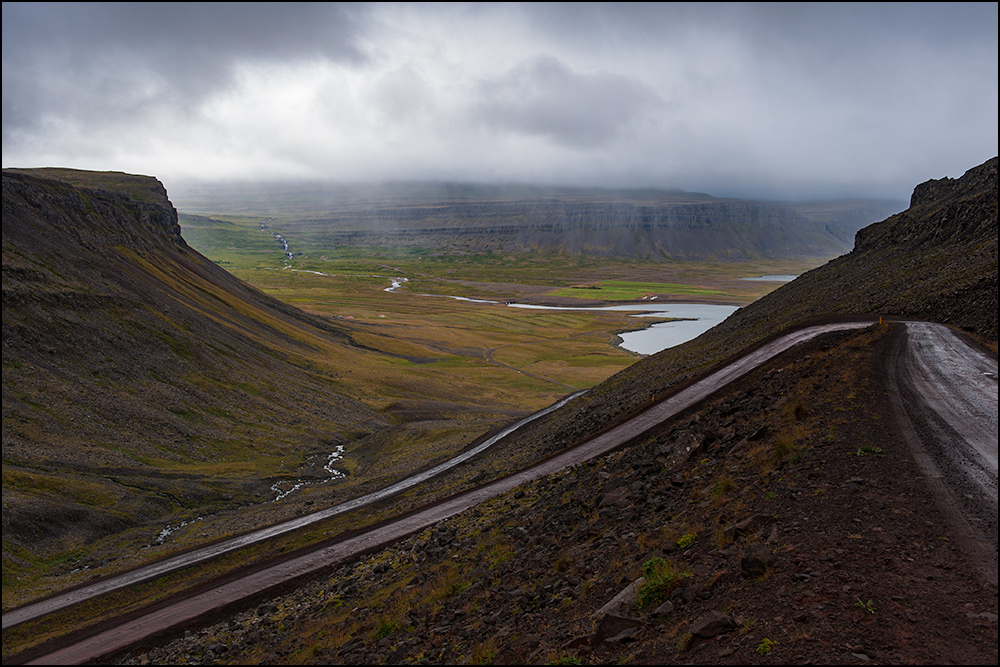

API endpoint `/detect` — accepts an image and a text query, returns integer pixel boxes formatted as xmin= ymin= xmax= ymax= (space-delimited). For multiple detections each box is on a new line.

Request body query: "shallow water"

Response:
xmin=507 ymin=302 xmax=739 ymax=355
xmin=740 ymin=274 xmax=798 ymax=282
xmin=392 ymin=279 xmax=740 ymax=356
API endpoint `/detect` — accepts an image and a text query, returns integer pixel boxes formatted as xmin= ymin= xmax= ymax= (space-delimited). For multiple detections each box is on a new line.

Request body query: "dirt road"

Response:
xmin=883 ymin=321 xmax=998 ymax=585
xmin=14 ymin=320 xmax=998 ymax=665
xmin=2 ymin=393 xmax=582 ymax=632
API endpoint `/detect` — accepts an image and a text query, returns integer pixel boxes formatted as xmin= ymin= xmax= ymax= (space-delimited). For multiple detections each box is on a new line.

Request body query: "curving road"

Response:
xmin=2 ymin=393 xmax=583 ymax=632
xmin=12 ymin=319 xmax=999 ymax=664
xmin=884 ymin=321 xmax=998 ymax=585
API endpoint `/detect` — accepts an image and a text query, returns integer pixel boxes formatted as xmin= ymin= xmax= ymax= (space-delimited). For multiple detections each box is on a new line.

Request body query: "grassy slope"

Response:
xmin=3 ymin=160 xmax=991 ymax=661
xmin=2 ymin=170 xmax=385 ymax=597
xmin=3 ymin=170 xmax=570 ymax=606
xmin=106 ymin=163 xmax=998 ymax=666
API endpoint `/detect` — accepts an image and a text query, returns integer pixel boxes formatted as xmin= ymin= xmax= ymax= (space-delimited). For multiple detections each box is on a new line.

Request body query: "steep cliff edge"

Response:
xmin=174 ymin=181 xmax=901 ymax=262
xmin=2 ymin=169 xmax=386 ymax=583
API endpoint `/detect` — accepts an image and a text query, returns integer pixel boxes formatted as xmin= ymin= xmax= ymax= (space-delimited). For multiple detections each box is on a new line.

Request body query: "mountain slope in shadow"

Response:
xmin=2 ymin=169 xmax=392 ymax=577
xmin=118 ymin=157 xmax=998 ymax=666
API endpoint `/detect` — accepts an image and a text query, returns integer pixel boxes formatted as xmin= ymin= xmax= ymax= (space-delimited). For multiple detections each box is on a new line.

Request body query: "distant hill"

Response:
xmin=1 ymin=168 xmax=390 ymax=567
xmin=171 ymin=181 xmax=903 ymax=262
xmin=502 ymin=156 xmax=998 ymax=460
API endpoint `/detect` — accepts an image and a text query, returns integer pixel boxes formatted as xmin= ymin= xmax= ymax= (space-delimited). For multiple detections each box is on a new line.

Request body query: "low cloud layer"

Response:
xmin=3 ymin=2 xmax=997 ymax=200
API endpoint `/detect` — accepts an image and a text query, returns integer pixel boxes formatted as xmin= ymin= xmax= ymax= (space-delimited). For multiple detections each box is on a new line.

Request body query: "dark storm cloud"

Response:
xmin=2 ymin=2 xmax=997 ymax=200
xmin=473 ymin=56 xmax=661 ymax=149
xmin=2 ymin=2 xmax=368 ymax=142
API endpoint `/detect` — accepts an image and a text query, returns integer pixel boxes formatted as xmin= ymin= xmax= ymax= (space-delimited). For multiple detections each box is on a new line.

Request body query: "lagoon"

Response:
xmin=740 ymin=274 xmax=798 ymax=282
xmin=401 ymin=280 xmax=740 ymax=356
xmin=507 ymin=302 xmax=739 ymax=356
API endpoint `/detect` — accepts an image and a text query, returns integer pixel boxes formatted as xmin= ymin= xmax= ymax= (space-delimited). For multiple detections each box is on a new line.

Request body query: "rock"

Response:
xmin=674 ymin=430 xmax=706 ymax=462
xmin=728 ymin=437 xmax=750 ymax=454
xmin=723 ymin=514 xmax=777 ymax=542
xmin=740 ymin=542 xmax=776 ymax=578
xmin=681 ymin=583 xmax=704 ymax=603
xmin=604 ymin=626 xmax=641 ymax=645
xmin=595 ymin=577 xmax=643 ymax=617
xmin=592 ymin=613 xmax=645 ymax=645
xmin=690 ymin=610 xmax=733 ymax=638
xmin=561 ymin=635 xmax=592 ymax=650
xmin=650 ymin=600 xmax=675 ymax=618
xmin=599 ymin=486 xmax=629 ymax=508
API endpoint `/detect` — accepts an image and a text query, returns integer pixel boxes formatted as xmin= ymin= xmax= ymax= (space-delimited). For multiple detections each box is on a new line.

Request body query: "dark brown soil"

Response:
xmin=112 ymin=324 xmax=998 ymax=666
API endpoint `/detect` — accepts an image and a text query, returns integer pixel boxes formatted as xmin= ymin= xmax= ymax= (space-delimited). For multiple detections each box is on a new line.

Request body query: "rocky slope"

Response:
xmin=1 ymin=169 xmax=391 ymax=585
xmin=118 ymin=324 xmax=997 ymax=666
xmin=112 ymin=158 xmax=996 ymax=665
xmin=492 ymin=157 xmax=997 ymax=467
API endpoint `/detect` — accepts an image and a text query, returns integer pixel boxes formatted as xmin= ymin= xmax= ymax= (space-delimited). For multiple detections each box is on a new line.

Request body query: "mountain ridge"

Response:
xmin=102 ymin=157 xmax=997 ymax=666
xmin=2 ymin=159 xmax=995 ymax=665
xmin=171 ymin=180 xmax=903 ymax=262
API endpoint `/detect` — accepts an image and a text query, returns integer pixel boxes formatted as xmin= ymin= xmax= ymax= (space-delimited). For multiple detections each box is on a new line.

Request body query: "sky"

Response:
xmin=2 ymin=2 xmax=997 ymax=201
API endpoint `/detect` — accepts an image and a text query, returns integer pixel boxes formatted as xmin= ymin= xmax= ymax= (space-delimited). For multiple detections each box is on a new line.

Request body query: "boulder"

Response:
xmin=690 ymin=610 xmax=733 ymax=638
xmin=740 ymin=542 xmax=776 ymax=578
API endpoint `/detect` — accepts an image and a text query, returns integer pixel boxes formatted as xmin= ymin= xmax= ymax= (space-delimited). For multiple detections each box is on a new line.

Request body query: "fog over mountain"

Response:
xmin=3 ymin=2 xmax=997 ymax=201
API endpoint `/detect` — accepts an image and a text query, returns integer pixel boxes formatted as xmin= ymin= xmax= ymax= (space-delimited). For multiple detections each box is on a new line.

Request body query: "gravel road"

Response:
xmin=15 ymin=319 xmax=999 ymax=665
xmin=884 ymin=321 xmax=998 ymax=585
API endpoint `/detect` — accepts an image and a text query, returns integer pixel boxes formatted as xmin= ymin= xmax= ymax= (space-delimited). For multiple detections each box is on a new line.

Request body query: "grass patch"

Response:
xmin=636 ymin=556 xmax=689 ymax=609
xmin=550 ymin=280 xmax=728 ymax=300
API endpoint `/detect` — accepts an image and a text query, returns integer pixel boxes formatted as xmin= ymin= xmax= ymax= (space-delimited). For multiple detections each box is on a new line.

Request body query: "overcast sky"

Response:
xmin=3 ymin=2 xmax=997 ymax=200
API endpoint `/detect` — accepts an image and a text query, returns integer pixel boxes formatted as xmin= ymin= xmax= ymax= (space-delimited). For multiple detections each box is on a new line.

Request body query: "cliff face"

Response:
xmin=3 ymin=168 xmax=182 ymax=252
xmin=857 ymin=156 xmax=998 ymax=251
xmin=2 ymin=169 xmax=383 ymax=565
xmin=311 ymin=197 xmax=849 ymax=260
xmin=174 ymin=180 xmax=901 ymax=262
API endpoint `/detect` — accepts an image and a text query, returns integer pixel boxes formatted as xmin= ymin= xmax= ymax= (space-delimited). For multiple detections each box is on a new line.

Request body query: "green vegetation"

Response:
xmin=636 ymin=556 xmax=689 ymax=609
xmin=756 ymin=637 xmax=777 ymax=655
xmin=854 ymin=596 xmax=876 ymax=614
xmin=176 ymin=210 xmax=816 ymax=409
xmin=551 ymin=280 xmax=727 ymax=300
xmin=369 ymin=616 xmax=399 ymax=641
